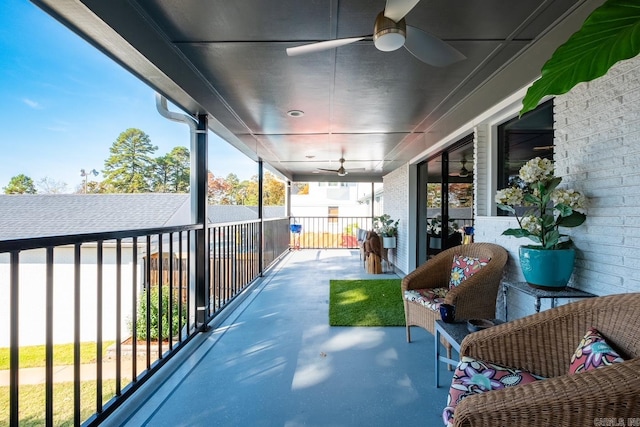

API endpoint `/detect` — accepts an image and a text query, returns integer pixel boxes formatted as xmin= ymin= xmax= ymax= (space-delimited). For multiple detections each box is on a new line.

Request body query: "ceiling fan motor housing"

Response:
xmin=373 ymin=12 xmax=406 ymax=52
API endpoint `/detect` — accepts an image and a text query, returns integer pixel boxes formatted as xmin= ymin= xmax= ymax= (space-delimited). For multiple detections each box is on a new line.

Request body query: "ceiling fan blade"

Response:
xmin=384 ymin=0 xmax=421 ymax=22
xmin=286 ymin=37 xmax=366 ymax=56
xmin=317 ymin=168 xmax=339 ymax=173
xmin=404 ymin=25 xmax=466 ymax=67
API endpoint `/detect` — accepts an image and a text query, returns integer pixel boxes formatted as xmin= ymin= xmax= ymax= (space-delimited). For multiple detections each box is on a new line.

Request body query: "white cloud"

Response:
xmin=23 ymin=98 xmax=42 ymax=109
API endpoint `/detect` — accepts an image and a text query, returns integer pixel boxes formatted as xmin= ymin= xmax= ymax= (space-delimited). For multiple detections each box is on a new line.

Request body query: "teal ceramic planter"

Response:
xmin=518 ymin=246 xmax=576 ymax=290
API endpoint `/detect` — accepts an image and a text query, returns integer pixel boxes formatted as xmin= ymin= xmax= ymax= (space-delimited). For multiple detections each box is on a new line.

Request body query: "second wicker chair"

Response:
xmin=402 ymin=243 xmax=508 ymax=342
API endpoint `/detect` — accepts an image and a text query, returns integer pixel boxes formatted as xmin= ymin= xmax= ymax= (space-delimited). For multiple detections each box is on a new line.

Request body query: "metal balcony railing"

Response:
xmin=0 ymin=217 xmax=290 ymax=426
xmin=288 ymin=216 xmax=373 ymax=249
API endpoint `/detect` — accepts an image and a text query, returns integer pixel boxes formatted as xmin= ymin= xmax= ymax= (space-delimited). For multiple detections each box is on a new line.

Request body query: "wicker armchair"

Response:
xmin=402 ymin=243 xmax=508 ymax=342
xmin=453 ymin=293 xmax=640 ymax=427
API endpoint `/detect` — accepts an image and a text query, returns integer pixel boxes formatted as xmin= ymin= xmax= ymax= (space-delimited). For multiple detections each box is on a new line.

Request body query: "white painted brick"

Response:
xmin=480 ymin=55 xmax=640 ymax=299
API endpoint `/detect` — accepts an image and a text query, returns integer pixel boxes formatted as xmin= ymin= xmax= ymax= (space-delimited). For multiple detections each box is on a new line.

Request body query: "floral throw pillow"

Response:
xmin=443 ymin=356 xmax=543 ymax=427
xmin=568 ymin=327 xmax=624 ymax=374
xmin=449 ymin=255 xmax=491 ymax=288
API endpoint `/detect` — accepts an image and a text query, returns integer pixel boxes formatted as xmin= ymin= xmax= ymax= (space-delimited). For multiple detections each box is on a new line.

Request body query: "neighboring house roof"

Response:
xmin=0 ymin=194 xmax=287 ymax=241
xmin=208 ymin=205 xmax=285 ymax=224
xmin=0 ymin=194 xmax=190 ymax=240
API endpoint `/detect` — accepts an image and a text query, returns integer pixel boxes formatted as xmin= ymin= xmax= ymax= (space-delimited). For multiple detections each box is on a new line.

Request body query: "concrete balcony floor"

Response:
xmin=104 ymin=249 xmax=453 ymax=427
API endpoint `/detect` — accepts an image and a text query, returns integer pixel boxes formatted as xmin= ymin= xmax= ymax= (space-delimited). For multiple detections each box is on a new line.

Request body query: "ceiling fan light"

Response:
xmin=373 ymin=12 xmax=406 ymax=52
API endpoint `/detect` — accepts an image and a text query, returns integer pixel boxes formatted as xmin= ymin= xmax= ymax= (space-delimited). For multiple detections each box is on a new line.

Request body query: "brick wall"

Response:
xmin=478 ymin=54 xmax=640 ymax=320
xmin=383 ymin=163 xmax=410 ymax=274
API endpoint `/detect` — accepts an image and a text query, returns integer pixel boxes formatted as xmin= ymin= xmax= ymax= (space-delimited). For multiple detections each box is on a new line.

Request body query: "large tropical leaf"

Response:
xmin=521 ymin=0 xmax=640 ymax=116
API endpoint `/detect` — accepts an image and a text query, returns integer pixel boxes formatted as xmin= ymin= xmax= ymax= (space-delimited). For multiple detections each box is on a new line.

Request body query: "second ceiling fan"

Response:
xmin=317 ymin=158 xmax=364 ymax=177
xmin=286 ymin=0 xmax=465 ymax=67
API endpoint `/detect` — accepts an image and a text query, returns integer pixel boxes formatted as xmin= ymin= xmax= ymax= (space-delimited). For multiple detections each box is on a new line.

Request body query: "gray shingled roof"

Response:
xmin=0 ymin=195 xmax=287 ymax=240
xmin=0 ymin=194 xmax=190 ymax=240
xmin=207 ymin=205 xmax=285 ymax=224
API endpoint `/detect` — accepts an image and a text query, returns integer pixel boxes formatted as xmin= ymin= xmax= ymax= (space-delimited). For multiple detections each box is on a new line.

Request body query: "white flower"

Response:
xmin=552 ymin=188 xmax=586 ymax=210
xmin=521 ymin=215 xmax=541 ymax=235
xmin=495 ymin=187 xmax=524 ymax=206
xmin=519 ymin=157 xmax=554 ymax=184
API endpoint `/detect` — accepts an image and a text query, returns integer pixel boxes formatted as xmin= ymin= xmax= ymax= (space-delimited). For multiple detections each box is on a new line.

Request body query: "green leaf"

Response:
xmin=557 ymin=211 xmax=587 ymax=228
xmin=502 ymin=228 xmax=531 ymax=238
xmin=523 ymin=193 xmax=541 ymax=205
xmin=546 ymin=177 xmax=562 ymax=193
xmin=521 ymin=0 xmax=640 ymax=116
xmin=544 ymin=230 xmax=561 ymax=249
xmin=541 ymin=214 xmax=555 ymax=228
xmin=555 ymin=203 xmax=573 ymax=217
xmin=497 ymin=203 xmax=516 ymax=214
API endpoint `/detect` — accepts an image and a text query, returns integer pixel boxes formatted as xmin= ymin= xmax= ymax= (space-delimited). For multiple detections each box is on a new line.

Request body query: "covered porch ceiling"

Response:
xmin=33 ymin=0 xmax=604 ymax=182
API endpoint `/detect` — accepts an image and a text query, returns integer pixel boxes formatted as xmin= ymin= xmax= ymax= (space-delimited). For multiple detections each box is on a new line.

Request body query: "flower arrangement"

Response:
xmin=427 ymin=215 xmax=458 ymax=236
xmin=373 ymin=214 xmax=399 ymax=237
xmin=495 ymin=157 xmax=587 ymax=249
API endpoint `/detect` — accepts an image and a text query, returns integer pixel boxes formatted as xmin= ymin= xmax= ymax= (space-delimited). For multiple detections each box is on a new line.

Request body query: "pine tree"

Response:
xmin=151 ymin=146 xmax=190 ymax=193
xmin=4 ymin=174 xmax=37 ymax=194
xmin=102 ymin=128 xmax=157 ymax=193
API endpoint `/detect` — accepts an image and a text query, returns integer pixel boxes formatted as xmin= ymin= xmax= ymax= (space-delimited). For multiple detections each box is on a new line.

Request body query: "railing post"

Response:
xmin=194 ymin=113 xmax=209 ymax=329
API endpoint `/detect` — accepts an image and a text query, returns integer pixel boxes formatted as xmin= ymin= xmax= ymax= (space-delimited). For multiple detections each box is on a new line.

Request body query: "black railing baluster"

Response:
xmin=116 ymin=238 xmax=122 ymax=395
xmin=178 ymin=232 xmax=183 ymax=341
xmin=45 ymin=247 xmax=54 ymax=425
xmin=96 ymin=240 xmax=103 ymax=414
xmin=186 ymin=231 xmax=191 ymax=336
xmin=74 ymin=244 xmax=81 ymax=426
xmin=158 ymin=233 xmax=163 ymax=359
xmin=10 ymin=251 xmax=19 ymax=427
xmin=169 ymin=233 xmax=174 ymax=350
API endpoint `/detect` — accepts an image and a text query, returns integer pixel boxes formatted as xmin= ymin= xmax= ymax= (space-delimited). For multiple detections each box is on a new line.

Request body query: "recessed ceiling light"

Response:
xmin=287 ymin=110 xmax=304 ymax=118
xmin=306 ymin=155 xmax=315 ymax=159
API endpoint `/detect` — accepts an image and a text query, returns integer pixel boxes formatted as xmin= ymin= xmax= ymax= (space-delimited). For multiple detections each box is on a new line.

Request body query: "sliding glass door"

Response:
xmin=417 ymin=135 xmax=474 ymax=265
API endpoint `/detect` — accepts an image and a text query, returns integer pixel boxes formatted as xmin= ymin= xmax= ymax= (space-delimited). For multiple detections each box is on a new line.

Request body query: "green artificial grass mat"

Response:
xmin=329 ymin=279 xmax=405 ymax=326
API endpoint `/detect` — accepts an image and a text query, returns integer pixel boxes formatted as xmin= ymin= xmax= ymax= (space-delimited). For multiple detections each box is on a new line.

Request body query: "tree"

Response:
xmin=102 ymin=128 xmax=157 ymax=193
xmin=4 ymin=174 xmax=37 ymax=194
xmin=263 ymin=172 xmax=285 ymax=206
xmin=75 ymin=180 xmax=111 ymax=194
xmin=151 ymin=146 xmax=190 ymax=193
xmin=37 ymin=177 xmax=68 ymax=194
xmin=207 ymin=172 xmax=232 ymax=204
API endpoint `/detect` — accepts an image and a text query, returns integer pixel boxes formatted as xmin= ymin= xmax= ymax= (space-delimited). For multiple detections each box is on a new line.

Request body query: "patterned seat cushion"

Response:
xmin=403 ymin=287 xmax=449 ymax=311
xmin=443 ymin=356 xmax=544 ymax=427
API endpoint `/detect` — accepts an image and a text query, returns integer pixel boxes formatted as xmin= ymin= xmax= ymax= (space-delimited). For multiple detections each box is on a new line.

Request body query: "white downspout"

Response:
xmin=155 ymin=93 xmax=201 ymax=223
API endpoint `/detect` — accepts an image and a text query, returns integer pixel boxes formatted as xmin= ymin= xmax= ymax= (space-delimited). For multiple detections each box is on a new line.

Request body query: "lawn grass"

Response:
xmin=0 ymin=379 xmax=123 ymax=426
xmin=329 ymin=279 xmax=405 ymax=326
xmin=0 ymin=342 xmax=115 ymax=370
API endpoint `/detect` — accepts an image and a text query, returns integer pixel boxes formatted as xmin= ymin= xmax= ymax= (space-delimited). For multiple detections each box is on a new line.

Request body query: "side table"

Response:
xmin=502 ymin=281 xmax=596 ymax=321
xmin=434 ymin=320 xmax=503 ymax=387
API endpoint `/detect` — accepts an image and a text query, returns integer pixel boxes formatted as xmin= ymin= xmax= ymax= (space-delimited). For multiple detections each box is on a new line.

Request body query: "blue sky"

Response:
xmin=0 ymin=0 xmax=256 ymax=193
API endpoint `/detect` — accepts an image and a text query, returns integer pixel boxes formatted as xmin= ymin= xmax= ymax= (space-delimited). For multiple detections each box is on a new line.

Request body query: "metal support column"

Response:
xmin=194 ymin=114 xmax=209 ymax=328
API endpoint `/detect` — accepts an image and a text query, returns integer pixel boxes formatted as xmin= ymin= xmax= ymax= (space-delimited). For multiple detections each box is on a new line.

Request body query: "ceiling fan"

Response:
xmin=317 ymin=158 xmax=364 ymax=177
xmin=450 ymin=160 xmax=472 ymax=178
xmin=286 ymin=0 xmax=466 ymax=67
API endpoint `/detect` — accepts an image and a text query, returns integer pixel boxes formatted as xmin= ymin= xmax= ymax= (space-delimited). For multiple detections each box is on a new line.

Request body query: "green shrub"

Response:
xmin=132 ymin=285 xmax=185 ymax=341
